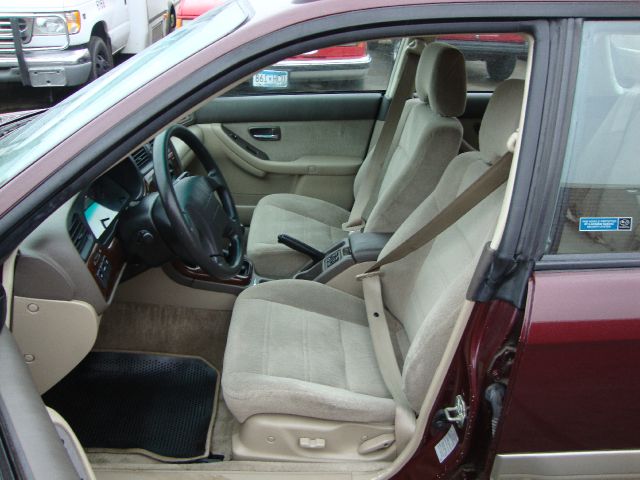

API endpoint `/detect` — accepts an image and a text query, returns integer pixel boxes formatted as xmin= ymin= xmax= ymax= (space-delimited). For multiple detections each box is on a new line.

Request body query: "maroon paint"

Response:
xmin=395 ymin=300 xmax=522 ymax=479
xmin=496 ymin=269 xmax=640 ymax=454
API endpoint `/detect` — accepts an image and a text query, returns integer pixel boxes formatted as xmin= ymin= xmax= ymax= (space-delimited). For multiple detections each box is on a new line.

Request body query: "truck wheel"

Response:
xmin=167 ymin=8 xmax=177 ymax=34
xmin=486 ymin=55 xmax=517 ymax=82
xmin=88 ymin=36 xmax=114 ymax=82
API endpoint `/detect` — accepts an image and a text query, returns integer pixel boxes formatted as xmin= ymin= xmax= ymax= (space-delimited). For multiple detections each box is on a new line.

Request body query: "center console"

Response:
xmin=165 ymin=231 xmax=391 ymax=294
xmin=293 ymin=232 xmax=392 ymax=283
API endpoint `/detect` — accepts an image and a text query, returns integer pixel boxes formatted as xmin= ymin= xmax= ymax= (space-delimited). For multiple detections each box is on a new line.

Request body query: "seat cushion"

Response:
xmin=247 ymin=194 xmax=350 ymax=278
xmin=222 ymin=280 xmax=395 ymax=424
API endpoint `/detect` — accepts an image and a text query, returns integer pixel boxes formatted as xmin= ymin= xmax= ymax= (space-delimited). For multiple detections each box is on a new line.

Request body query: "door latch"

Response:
xmin=444 ymin=395 xmax=467 ymax=428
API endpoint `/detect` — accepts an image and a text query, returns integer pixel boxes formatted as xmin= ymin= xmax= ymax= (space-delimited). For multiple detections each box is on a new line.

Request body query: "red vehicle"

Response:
xmin=0 ymin=1 xmax=639 ymax=480
xmin=175 ymin=0 xmax=224 ymax=27
xmin=177 ymin=0 xmax=371 ymax=87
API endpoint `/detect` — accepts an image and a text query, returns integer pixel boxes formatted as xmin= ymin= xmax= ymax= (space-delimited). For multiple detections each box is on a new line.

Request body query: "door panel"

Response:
xmin=496 ymin=269 xmax=640 ymax=454
xmin=193 ymin=94 xmax=382 ymax=224
xmin=195 ymin=93 xmax=383 ymax=123
xmin=213 ymin=121 xmax=370 ymax=166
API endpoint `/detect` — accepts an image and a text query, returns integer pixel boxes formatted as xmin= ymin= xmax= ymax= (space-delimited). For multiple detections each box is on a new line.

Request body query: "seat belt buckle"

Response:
xmin=342 ymin=218 xmax=365 ymax=232
xmin=356 ymin=270 xmax=382 ymax=281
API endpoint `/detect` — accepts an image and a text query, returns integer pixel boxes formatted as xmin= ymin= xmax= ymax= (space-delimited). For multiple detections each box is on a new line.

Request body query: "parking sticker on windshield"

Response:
xmin=579 ymin=217 xmax=632 ymax=232
xmin=435 ymin=425 xmax=459 ymax=463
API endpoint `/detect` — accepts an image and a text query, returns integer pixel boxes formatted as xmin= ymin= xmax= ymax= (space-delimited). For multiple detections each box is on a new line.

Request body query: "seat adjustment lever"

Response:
xmin=358 ymin=433 xmax=395 ymax=454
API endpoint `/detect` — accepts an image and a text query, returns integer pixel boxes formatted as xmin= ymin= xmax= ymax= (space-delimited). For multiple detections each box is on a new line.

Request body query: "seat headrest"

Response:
xmin=610 ymin=35 xmax=640 ymax=89
xmin=479 ymin=79 xmax=525 ymax=164
xmin=416 ymin=42 xmax=467 ymax=117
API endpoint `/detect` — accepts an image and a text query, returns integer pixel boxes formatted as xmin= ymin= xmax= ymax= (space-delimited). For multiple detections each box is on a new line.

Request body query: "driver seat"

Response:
xmin=222 ymin=79 xmax=525 ymax=461
xmin=246 ymin=42 xmax=467 ymax=278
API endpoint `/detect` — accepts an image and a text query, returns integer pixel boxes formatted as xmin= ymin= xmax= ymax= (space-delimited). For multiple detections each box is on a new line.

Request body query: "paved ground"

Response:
xmin=0 ymin=54 xmax=132 ymax=115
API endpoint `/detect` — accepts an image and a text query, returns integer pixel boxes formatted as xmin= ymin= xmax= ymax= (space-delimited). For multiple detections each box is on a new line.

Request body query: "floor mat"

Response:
xmin=43 ymin=351 xmax=219 ymax=462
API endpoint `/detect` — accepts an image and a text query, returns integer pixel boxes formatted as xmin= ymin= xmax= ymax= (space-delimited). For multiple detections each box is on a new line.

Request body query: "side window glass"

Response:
xmin=548 ymin=22 xmax=640 ymax=255
xmin=437 ymin=34 xmax=529 ymax=92
xmin=224 ymin=39 xmax=400 ymax=96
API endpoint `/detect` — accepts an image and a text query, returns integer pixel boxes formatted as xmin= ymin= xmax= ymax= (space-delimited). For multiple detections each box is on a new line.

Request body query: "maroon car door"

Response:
xmin=492 ymin=20 xmax=640 ymax=479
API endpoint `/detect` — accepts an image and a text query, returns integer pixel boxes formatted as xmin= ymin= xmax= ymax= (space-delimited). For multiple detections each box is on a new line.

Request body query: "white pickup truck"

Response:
xmin=0 ymin=0 xmax=180 ymax=87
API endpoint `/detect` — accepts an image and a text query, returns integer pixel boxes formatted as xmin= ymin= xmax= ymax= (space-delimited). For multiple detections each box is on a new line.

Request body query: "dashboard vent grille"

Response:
xmin=69 ymin=213 xmax=91 ymax=259
xmin=131 ymin=145 xmax=152 ymax=171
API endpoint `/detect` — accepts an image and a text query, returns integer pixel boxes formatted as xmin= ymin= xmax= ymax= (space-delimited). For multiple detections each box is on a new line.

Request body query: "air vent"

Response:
xmin=131 ymin=145 xmax=152 ymax=171
xmin=69 ymin=213 xmax=92 ymax=260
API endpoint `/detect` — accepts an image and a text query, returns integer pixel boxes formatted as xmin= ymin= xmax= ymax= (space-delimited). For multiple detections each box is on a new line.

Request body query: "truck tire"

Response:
xmin=486 ymin=55 xmax=517 ymax=82
xmin=88 ymin=35 xmax=114 ymax=82
xmin=167 ymin=8 xmax=177 ymax=34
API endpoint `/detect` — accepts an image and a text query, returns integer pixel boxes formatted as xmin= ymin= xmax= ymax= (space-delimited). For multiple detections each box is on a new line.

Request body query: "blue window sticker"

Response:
xmin=579 ymin=217 xmax=633 ymax=232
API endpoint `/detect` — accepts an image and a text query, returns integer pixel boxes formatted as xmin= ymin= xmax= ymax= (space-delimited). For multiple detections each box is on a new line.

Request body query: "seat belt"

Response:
xmin=364 ymin=148 xmax=514 ymax=275
xmin=362 ymin=274 xmax=416 ymax=452
xmin=359 ymin=138 xmax=516 ymax=451
xmin=342 ymin=51 xmax=420 ymax=232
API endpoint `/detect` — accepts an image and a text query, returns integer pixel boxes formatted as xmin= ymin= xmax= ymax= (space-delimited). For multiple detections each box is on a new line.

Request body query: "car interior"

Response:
xmin=3 ymin=32 xmax=531 ymax=479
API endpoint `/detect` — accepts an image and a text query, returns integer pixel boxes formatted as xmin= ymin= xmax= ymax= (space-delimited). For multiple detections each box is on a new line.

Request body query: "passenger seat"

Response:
xmin=247 ymin=42 xmax=467 ymax=278
xmin=221 ymin=79 xmax=526 ymax=462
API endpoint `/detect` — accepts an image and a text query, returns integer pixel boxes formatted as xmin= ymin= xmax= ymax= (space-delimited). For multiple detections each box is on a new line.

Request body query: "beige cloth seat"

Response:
xmin=245 ymin=194 xmax=351 ymax=280
xmin=223 ymin=279 xmax=395 ymax=424
xmin=247 ymin=42 xmax=467 ymax=278
xmin=223 ymin=80 xmax=525 ymax=431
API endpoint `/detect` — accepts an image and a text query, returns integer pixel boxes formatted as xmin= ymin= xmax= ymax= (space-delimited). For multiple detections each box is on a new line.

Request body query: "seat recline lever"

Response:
xmin=277 ymin=234 xmax=324 ymax=263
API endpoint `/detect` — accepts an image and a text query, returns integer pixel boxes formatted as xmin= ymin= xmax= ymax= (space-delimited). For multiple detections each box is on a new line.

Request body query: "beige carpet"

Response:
xmin=95 ymin=302 xmax=231 ymax=371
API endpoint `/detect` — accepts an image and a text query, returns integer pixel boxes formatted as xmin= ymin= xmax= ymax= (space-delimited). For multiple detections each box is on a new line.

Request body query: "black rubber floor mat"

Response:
xmin=43 ymin=351 xmax=218 ymax=461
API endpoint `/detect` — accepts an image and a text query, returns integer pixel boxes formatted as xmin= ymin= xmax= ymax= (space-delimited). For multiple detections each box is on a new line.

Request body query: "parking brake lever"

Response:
xmin=278 ymin=234 xmax=324 ymax=263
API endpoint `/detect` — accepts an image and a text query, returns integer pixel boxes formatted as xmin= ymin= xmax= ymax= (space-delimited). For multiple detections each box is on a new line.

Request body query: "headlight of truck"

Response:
xmin=34 ymin=16 xmax=66 ymax=35
xmin=33 ymin=11 xmax=80 ymax=35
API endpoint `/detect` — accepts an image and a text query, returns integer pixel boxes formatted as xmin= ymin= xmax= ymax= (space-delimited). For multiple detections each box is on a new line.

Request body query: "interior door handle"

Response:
xmin=249 ymin=127 xmax=281 ymax=141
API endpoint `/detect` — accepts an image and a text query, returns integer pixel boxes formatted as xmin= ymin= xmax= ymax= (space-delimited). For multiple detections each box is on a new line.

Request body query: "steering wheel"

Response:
xmin=153 ymin=125 xmax=244 ymax=279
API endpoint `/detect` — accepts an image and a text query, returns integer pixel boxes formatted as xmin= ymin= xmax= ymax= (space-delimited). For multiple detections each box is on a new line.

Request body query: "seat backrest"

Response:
xmin=379 ymin=79 xmax=525 ymax=412
xmin=353 ymin=42 xmax=467 ymax=233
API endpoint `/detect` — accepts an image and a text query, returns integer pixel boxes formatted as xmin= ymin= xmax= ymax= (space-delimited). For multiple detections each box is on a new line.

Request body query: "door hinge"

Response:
xmin=444 ymin=395 xmax=467 ymax=429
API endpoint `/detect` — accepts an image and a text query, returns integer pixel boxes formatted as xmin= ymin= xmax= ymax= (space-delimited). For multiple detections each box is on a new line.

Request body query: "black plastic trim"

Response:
xmin=467 ymin=20 xmax=552 ymax=307
xmin=377 ymin=95 xmax=391 ymax=121
xmin=463 ymin=92 xmax=492 ymax=118
xmin=196 ymin=93 xmax=382 ymax=124
xmin=468 ymin=18 xmax=590 ymax=308
xmin=536 ymin=253 xmax=640 ymax=271
xmin=518 ymin=19 xmax=583 ymax=264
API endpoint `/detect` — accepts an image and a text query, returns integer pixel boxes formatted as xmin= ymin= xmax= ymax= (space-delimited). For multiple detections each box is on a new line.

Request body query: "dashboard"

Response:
xmin=11 ymin=134 xmax=186 ymax=321
xmin=65 ymin=140 xmax=179 ymax=301
xmin=9 ymin=131 xmax=191 ymax=395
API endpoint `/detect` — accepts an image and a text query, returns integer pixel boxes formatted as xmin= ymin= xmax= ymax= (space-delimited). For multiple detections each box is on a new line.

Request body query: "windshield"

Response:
xmin=0 ymin=0 xmax=250 ymax=189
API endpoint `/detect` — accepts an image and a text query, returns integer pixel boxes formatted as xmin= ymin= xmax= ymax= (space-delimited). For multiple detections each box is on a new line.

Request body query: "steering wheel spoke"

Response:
xmin=153 ymin=125 xmax=244 ymax=280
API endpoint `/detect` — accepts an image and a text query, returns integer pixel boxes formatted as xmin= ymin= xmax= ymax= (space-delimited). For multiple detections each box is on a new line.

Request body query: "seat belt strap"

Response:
xmin=343 ymin=51 xmax=420 ymax=232
xmin=360 ymin=133 xmax=517 ymax=450
xmin=362 ymin=274 xmax=411 ymax=408
xmin=362 ymin=272 xmax=416 ymax=449
xmin=363 ymin=148 xmax=514 ymax=275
